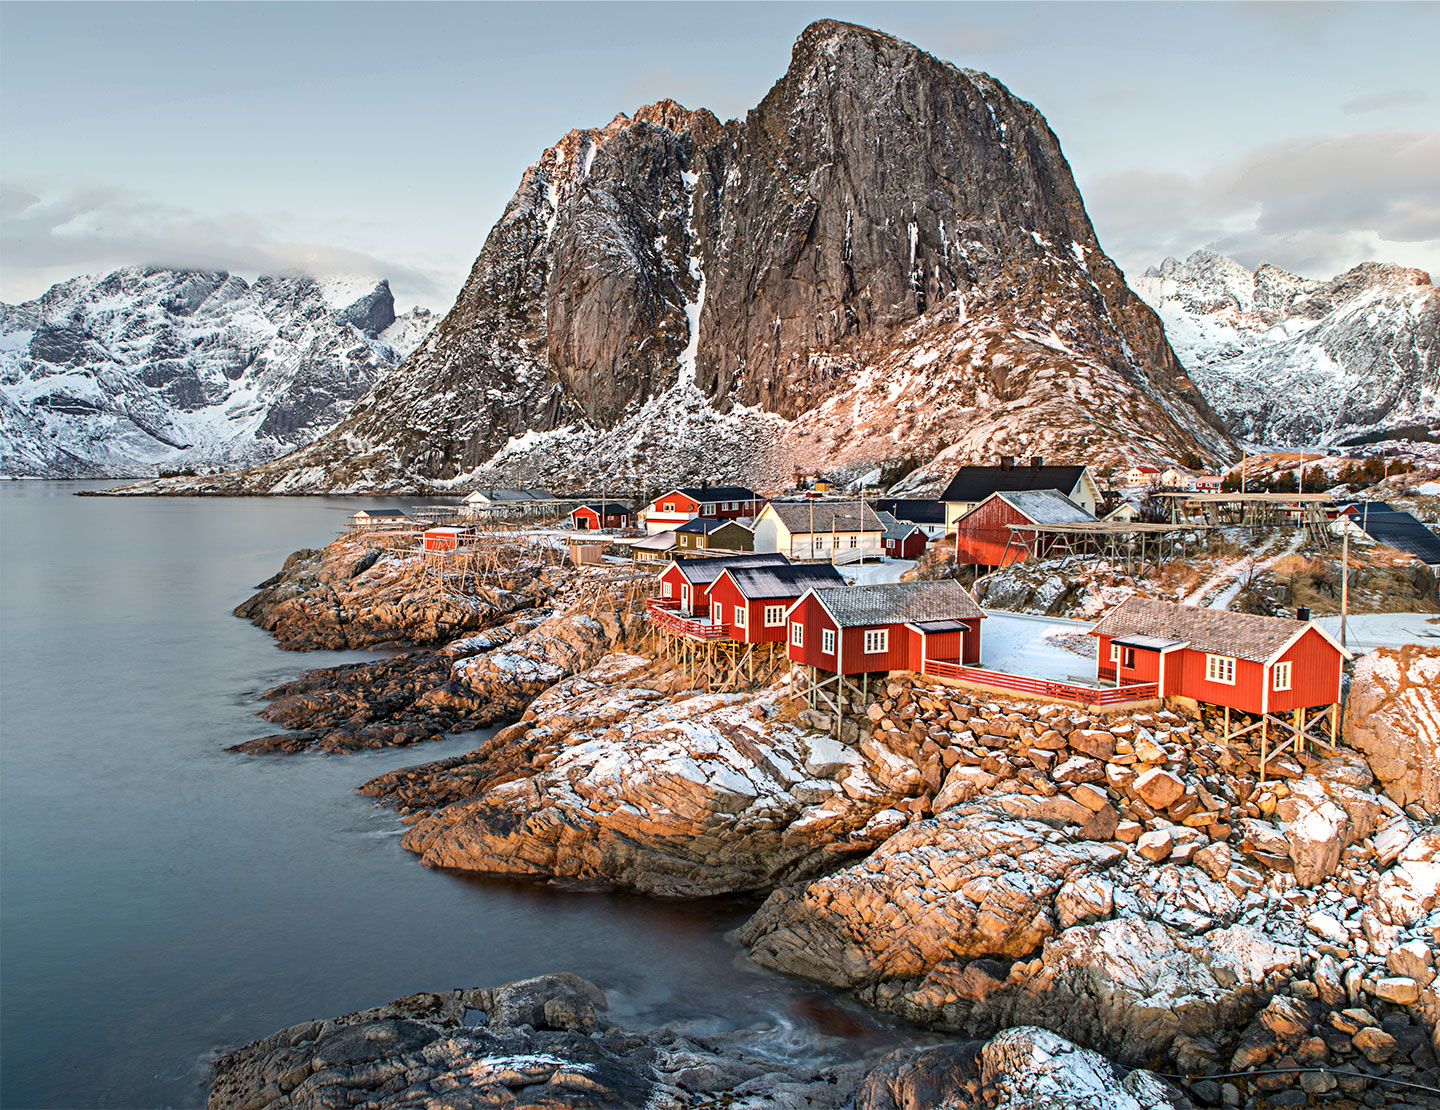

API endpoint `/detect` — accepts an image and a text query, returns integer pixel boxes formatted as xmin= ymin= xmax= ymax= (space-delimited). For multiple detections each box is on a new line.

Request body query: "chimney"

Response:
xmin=999 ymin=455 xmax=1015 ymax=471
xmin=1296 ymin=606 xmax=1311 ymax=622
xmin=1031 ymin=456 xmax=1045 ymax=469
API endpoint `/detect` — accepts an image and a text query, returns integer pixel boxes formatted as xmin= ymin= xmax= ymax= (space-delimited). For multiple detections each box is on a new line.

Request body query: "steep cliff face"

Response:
xmin=126 ymin=21 xmax=1232 ymax=496
xmin=0 ymin=267 xmax=432 ymax=477
xmin=1134 ymin=251 xmax=1439 ymax=447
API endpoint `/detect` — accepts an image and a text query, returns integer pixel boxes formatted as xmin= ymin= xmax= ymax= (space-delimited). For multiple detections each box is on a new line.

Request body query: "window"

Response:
xmin=662 ymin=581 xmax=673 ymax=599
xmin=822 ymin=628 xmax=836 ymax=654
xmin=790 ymin=622 xmax=804 ymax=646
xmin=703 ymin=503 xmax=715 ymax=514
xmin=850 ymin=536 xmax=858 ymax=548
xmin=764 ymin=605 xmax=785 ymax=627
xmin=1123 ymin=648 xmax=1135 ymax=668
xmin=663 ymin=502 xmax=674 ymax=512
xmin=864 ymin=629 xmax=889 ymax=654
xmin=1206 ymin=654 xmax=1236 ymax=685
xmin=1273 ymin=661 xmax=1291 ymax=691
xmin=734 ymin=606 xmax=746 ymax=628
xmin=1110 ymin=643 xmax=1121 ymax=664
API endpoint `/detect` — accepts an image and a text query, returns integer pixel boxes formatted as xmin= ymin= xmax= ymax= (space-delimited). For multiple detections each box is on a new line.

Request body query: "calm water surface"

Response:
xmin=0 ymin=483 xmax=900 ymax=1109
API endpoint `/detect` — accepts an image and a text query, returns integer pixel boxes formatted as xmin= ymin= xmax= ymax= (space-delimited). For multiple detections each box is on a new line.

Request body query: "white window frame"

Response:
xmin=1206 ymin=654 xmax=1236 ymax=685
xmin=1273 ymin=661 xmax=1291 ymax=691
xmin=734 ymin=605 xmax=746 ymax=628
xmin=790 ymin=621 xmax=804 ymax=647
xmin=822 ymin=628 xmax=836 ymax=654
xmin=764 ymin=604 xmax=785 ymax=627
xmin=662 ymin=581 xmax=673 ymax=599
xmin=849 ymin=535 xmax=858 ymax=548
xmin=863 ymin=628 xmax=889 ymax=654
xmin=663 ymin=501 xmax=674 ymax=512
xmin=703 ymin=503 xmax=716 ymax=514
xmin=1110 ymin=643 xmax=1121 ymax=664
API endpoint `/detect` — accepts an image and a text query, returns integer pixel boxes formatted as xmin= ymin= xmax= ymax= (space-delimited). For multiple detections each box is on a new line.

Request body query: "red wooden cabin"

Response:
xmin=654 ymin=552 xmax=789 ymax=615
xmin=423 ymin=526 xmax=472 ymax=552
xmin=953 ymin=489 xmax=1095 ymax=568
xmin=570 ymin=503 xmax=632 ymax=530
xmin=785 ymin=581 xmax=985 ymax=675
xmin=883 ymin=523 xmax=929 ymax=559
xmin=1090 ymin=596 xmax=1350 ymax=715
xmin=644 ymin=485 xmax=765 ymax=532
xmin=708 ymin=563 xmax=847 ymax=643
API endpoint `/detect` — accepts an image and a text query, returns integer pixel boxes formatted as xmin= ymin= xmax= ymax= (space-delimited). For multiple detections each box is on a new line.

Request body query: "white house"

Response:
xmin=1160 ymin=467 xmax=1196 ymax=490
xmin=752 ymin=501 xmax=887 ymax=563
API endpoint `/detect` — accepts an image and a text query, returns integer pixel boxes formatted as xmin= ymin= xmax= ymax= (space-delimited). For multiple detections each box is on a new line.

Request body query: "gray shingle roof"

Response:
xmin=996 ymin=489 xmax=1096 ymax=524
xmin=720 ymin=563 xmax=846 ymax=599
xmin=811 ymin=581 xmax=984 ymax=628
xmin=766 ymin=501 xmax=887 ymax=533
xmin=1091 ymin=596 xmax=1325 ymax=664
xmin=673 ymin=552 xmax=788 ymax=585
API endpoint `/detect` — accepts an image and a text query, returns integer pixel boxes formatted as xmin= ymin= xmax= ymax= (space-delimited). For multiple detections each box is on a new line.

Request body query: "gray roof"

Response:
xmin=995 ymin=489 xmax=1096 ymax=524
xmin=719 ymin=563 xmax=846 ymax=599
xmin=632 ymin=531 xmax=678 ymax=551
xmin=884 ymin=520 xmax=921 ymax=541
xmin=466 ymin=489 xmax=555 ymax=503
xmin=676 ymin=517 xmax=752 ymax=535
xmin=575 ymin=502 xmax=632 ymax=515
xmin=1111 ymin=633 xmax=1186 ymax=651
xmin=1354 ymin=510 xmax=1440 ymax=566
xmin=875 ymin=498 xmax=947 ymax=525
xmin=673 ymin=552 xmax=788 ymax=585
xmin=810 ymin=581 xmax=984 ymax=628
xmin=908 ymin=619 xmax=970 ymax=634
xmin=1091 ymin=596 xmax=1335 ymax=664
xmin=352 ymin=508 xmax=408 ymax=517
xmin=766 ymin=501 xmax=887 ymax=534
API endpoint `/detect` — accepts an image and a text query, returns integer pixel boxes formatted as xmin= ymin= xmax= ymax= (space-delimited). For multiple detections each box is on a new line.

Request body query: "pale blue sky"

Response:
xmin=2 ymin=1 xmax=1436 ymax=309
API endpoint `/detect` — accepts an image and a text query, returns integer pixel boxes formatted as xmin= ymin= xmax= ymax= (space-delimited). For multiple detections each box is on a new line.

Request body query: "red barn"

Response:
xmin=644 ymin=485 xmax=765 ymax=533
xmin=883 ymin=522 xmax=929 ymax=559
xmin=953 ymin=489 xmax=1096 ymax=567
xmin=708 ymin=563 xmax=847 ymax=643
xmin=1090 ymin=596 xmax=1350 ymax=716
xmin=655 ymin=552 xmax=789 ymax=614
xmin=785 ymin=581 xmax=985 ymax=675
xmin=570 ymin=503 xmax=632 ymax=530
xmin=423 ymin=526 xmax=471 ymax=551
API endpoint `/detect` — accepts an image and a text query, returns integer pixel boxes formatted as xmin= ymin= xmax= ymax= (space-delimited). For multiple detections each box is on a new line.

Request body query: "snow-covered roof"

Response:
xmin=632 ymin=531 xmax=678 ymax=552
xmin=995 ymin=489 xmax=1096 ymax=524
xmin=804 ymin=581 xmax=984 ymax=628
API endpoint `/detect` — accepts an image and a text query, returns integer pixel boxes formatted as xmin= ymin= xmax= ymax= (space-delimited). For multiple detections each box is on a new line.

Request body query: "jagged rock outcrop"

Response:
xmin=1344 ymin=645 xmax=1440 ymax=813
xmin=0 ymin=268 xmax=432 ymax=477
xmin=207 ymin=973 xmax=883 ymax=1110
xmin=1133 ymin=250 xmax=1439 ymax=446
xmin=125 ymin=21 xmax=1232 ymax=497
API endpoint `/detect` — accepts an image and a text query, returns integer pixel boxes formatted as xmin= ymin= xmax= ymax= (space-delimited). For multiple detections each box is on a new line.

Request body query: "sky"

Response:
xmin=1 ymin=1 xmax=1436 ymax=312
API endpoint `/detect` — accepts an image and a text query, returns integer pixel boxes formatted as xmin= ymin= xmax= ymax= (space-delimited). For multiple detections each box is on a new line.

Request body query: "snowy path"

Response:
xmin=841 ymin=559 xmax=915 ymax=585
xmin=979 ymin=611 xmax=1099 ymax=683
xmin=1181 ymin=531 xmax=1301 ymax=610
xmin=1316 ymin=613 xmax=1440 ymax=654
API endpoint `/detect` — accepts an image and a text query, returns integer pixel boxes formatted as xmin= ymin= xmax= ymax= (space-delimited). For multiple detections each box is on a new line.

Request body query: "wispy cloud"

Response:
xmin=1087 ymin=129 xmax=1440 ymax=280
xmin=0 ymin=181 xmax=461 ymax=308
xmin=1340 ymin=88 xmax=1430 ymax=115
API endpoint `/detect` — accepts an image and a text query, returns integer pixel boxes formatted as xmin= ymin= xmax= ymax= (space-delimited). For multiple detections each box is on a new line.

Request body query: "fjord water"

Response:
xmin=0 ymin=483 xmax=889 ymax=1109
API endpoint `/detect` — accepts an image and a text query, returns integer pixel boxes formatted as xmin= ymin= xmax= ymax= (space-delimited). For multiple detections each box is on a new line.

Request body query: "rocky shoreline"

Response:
xmin=216 ymin=536 xmax=1440 ymax=1108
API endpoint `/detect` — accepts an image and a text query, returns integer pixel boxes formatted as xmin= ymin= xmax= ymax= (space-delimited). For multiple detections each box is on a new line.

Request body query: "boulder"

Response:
xmin=1277 ymin=779 xmax=1352 ymax=886
xmin=1134 ymin=768 xmax=1185 ymax=811
xmin=1343 ymin=645 xmax=1440 ymax=813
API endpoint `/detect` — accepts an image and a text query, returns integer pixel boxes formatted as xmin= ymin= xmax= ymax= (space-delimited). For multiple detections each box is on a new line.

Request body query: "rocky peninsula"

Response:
xmin=218 ymin=533 xmax=1440 ymax=1108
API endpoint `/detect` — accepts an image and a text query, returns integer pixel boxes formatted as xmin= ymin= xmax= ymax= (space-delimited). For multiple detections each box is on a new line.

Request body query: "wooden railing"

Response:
xmin=920 ymin=659 xmax=1158 ymax=707
xmin=645 ymin=598 xmax=729 ymax=640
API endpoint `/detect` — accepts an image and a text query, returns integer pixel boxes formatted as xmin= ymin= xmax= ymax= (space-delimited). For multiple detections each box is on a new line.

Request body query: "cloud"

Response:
xmin=1086 ymin=129 xmax=1440 ymax=281
xmin=1340 ymin=88 xmax=1430 ymax=115
xmin=0 ymin=180 xmax=461 ymax=308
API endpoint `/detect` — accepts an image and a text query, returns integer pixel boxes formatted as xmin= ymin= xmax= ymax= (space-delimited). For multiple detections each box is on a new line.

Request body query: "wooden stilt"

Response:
xmin=1260 ymin=717 xmax=1269 ymax=783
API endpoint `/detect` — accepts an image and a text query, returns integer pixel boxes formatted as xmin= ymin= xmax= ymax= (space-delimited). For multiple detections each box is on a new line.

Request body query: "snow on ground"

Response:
xmin=980 ymin=611 xmax=1100 ymax=683
xmin=841 ymin=558 xmax=915 ymax=585
xmin=1316 ymin=612 xmax=1440 ymax=654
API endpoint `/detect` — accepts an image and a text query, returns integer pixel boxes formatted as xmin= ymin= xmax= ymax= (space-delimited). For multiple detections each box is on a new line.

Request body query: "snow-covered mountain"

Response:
xmin=1133 ymin=251 xmax=1438 ymax=447
xmin=0 ymin=267 xmax=434 ymax=477
xmin=117 ymin=21 xmax=1233 ymax=497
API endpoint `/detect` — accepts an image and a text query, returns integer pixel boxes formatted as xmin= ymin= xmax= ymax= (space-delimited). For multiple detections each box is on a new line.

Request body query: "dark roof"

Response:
xmin=1091 ymin=596 xmax=1339 ymax=664
xmin=676 ymin=517 xmax=751 ymax=535
xmin=1111 ymin=633 xmax=1186 ymax=651
xmin=884 ymin=521 xmax=922 ymax=541
xmin=353 ymin=508 xmax=408 ymax=517
xmin=575 ymin=502 xmax=631 ymax=515
xmin=874 ymin=498 xmax=947 ymax=525
xmin=908 ymin=619 xmax=970 ymax=634
xmin=671 ymin=552 xmax=788 ymax=586
xmin=669 ymin=485 xmax=759 ymax=502
xmin=718 ymin=563 xmax=846 ymax=599
xmin=1355 ymin=510 xmax=1440 ymax=564
xmin=765 ymin=501 xmax=887 ymax=533
xmin=941 ymin=464 xmax=1088 ymax=503
xmin=809 ymin=581 xmax=984 ymax=628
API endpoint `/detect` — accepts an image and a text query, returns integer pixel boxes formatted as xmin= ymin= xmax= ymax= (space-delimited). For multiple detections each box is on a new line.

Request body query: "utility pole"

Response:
xmin=1340 ymin=526 xmax=1350 ymax=650
xmin=809 ymin=498 xmax=815 ymax=563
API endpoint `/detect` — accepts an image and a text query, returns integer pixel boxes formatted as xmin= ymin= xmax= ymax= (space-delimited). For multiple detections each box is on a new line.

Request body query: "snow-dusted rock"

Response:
xmin=1344 ymin=645 xmax=1440 ymax=814
xmin=0 ymin=267 xmax=431 ymax=477
xmin=1368 ymin=830 xmax=1440 ymax=927
xmin=979 ymin=1027 xmax=1180 ymax=1110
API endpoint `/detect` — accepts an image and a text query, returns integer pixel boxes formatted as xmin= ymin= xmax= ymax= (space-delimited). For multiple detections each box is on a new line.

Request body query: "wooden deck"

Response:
xmin=919 ymin=659 xmax=1159 ymax=708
